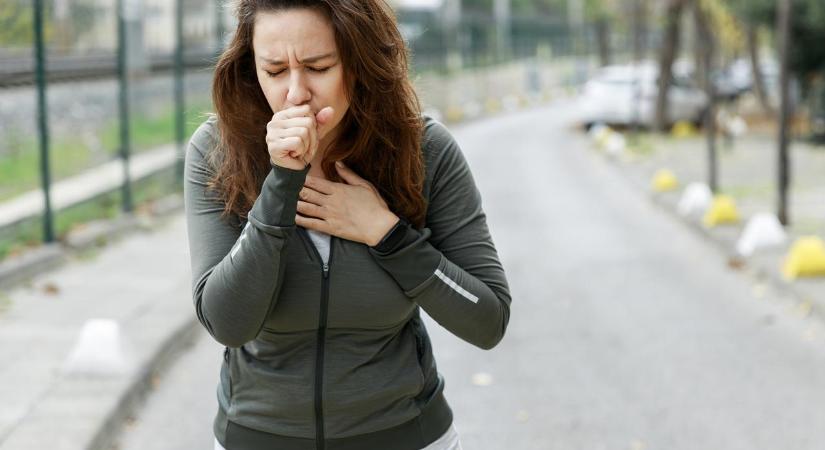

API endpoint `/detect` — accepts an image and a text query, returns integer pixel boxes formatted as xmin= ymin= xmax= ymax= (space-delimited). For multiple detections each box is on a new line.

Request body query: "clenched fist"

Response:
xmin=265 ymin=105 xmax=335 ymax=170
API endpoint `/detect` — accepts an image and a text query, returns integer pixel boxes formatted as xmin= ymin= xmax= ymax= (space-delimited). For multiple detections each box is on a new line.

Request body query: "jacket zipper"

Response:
xmin=297 ymin=228 xmax=333 ymax=450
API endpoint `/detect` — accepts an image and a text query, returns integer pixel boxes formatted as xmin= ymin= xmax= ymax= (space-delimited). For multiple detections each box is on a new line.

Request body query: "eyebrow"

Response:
xmin=261 ymin=53 xmax=337 ymax=66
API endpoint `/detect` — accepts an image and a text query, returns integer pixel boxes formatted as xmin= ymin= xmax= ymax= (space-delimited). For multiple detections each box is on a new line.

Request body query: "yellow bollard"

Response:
xmin=702 ymin=195 xmax=740 ymax=227
xmin=651 ymin=169 xmax=679 ymax=192
xmin=782 ymin=236 xmax=825 ymax=280
xmin=445 ymin=105 xmax=464 ymax=123
xmin=671 ymin=120 xmax=698 ymax=139
xmin=484 ymin=98 xmax=501 ymax=114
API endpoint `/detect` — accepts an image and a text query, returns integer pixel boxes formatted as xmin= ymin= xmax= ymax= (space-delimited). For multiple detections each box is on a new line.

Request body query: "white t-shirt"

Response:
xmin=306 ymin=228 xmax=331 ymax=264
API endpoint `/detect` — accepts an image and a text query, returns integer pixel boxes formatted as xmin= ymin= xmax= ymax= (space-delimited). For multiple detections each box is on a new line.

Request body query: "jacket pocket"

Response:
xmin=410 ymin=321 xmax=428 ymax=382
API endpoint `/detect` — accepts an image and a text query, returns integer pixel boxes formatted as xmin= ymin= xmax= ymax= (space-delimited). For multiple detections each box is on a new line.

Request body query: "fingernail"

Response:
xmin=335 ymin=161 xmax=343 ymax=167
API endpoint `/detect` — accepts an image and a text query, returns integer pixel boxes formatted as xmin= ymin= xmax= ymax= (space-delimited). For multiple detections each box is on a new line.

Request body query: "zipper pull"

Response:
xmin=323 ymin=262 xmax=329 ymax=278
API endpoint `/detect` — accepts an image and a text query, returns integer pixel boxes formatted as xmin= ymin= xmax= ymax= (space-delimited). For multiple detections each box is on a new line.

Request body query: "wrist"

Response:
xmin=367 ymin=212 xmax=401 ymax=247
xmin=370 ymin=215 xmax=411 ymax=254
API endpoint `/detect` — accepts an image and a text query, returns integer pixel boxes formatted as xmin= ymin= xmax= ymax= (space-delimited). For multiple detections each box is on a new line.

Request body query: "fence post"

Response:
xmin=216 ymin=0 xmax=225 ymax=55
xmin=174 ymin=0 xmax=186 ymax=185
xmin=117 ymin=0 xmax=134 ymax=213
xmin=33 ymin=0 xmax=55 ymax=243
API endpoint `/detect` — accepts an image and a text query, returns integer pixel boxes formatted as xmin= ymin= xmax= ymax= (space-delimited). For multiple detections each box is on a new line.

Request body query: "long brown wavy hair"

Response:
xmin=209 ymin=0 xmax=427 ymax=228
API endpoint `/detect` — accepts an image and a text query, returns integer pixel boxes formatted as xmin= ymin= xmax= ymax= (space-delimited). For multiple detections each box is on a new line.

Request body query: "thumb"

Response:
xmin=315 ymin=106 xmax=335 ymax=126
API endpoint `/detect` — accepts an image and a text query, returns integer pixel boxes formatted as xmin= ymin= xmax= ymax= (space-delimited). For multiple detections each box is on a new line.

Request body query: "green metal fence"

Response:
xmin=0 ymin=1 xmax=604 ymax=256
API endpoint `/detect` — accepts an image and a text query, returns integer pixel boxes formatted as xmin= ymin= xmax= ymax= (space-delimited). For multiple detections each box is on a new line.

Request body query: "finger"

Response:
xmin=315 ymin=106 xmax=335 ymax=125
xmin=269 ymin=115 xmax=317 ymax=162
xmin=305 ymin=114 xmax=318 ymax=163
xmin=271 ymin=136 xmax=303 ymax=157
xmin=276 ymin=127 xmax=310 ymax=153
xmin=274 ymin=104 xmax=313 ymax=121
xmin=304 ymin=175 xmax=337 ymax=195
xmin=295 ymin=214 xmax=330 ymax=233
xmin=271 ymin=116 xmax=314 ymax=129
xmin=299 ymin=187 xmax=327 ymax=205
xmin=334 ymin=161 xmax=369 ymax=187
xmin=296 ymin=200 xmax=325 ymax=219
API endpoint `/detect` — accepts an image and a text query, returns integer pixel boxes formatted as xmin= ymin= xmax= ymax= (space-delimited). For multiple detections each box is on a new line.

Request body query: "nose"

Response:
xmin=286 ymin=70 xmax=311 ymax=106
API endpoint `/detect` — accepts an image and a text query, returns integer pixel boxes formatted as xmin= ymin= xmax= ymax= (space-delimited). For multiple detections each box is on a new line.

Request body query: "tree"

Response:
xmin=729 ymin=0 xmax=775 ymax=113
xmin=654 ymin=0 xmax=688 ymax=131
xmin=731 ymin=0 xmax=825 ymax=225
xmin=694 ymin=0 xmax=718 ymax=193
xmin=584 ymin=0 xmax=618 ymax=67
xmin=730 ymin=0 xmax=825 ymax=92
xmin=0 ymin=1 xmax=39 ymax=47
xmin=776 ymin=0 xmax=791 ymax=225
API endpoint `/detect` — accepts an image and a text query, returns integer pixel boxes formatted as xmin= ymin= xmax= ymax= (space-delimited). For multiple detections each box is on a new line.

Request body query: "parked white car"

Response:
xmin=576 ymin=62 xmax=708 ymax=129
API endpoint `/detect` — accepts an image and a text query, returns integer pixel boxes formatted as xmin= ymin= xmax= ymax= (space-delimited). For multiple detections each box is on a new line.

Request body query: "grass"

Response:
xmin=718 ymin=183 xmax=774 ymax=200
xmin=0 ymin=135 xmax=99 ymax=201
xmin=100 ymin=101 xmax=211 ymax=153
xmin=0 ymin=91 xmax=210 ymax=262
xmin=625 ymin=132 xmax=656 ymax=156
xmin=0 ymin=162 xmax=182 ymax=262
xmin=0 ymin=99 xmax=211 ymax=203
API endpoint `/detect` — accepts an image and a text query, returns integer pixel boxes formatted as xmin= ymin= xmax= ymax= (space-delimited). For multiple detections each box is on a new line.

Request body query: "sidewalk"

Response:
xmin=0 ymin=212 xmax=198 ymax=450
xmin=590 ymin=129 xmax=825 ymax=322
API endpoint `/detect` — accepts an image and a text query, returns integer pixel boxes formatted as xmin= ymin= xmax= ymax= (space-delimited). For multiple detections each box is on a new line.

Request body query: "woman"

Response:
xmin=183 ymin=1 xmax=512 ymax=449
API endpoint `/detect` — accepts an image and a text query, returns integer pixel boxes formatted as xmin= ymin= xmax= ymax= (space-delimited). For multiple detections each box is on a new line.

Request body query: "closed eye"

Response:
xmin=265 ymin=67 xmax=330 ymax=78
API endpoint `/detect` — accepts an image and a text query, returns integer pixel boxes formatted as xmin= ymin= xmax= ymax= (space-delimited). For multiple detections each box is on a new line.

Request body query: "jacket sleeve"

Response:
xmin=368 ymin=120 xmax=511 ymax=350
xmin=183 ymin=120 xmax=309 ymax=348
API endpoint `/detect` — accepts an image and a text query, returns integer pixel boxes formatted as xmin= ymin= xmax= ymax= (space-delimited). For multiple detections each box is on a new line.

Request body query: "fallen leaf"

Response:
xmin=42 ymin=282 xmax=60 ymax=296
xmin=727 ymin=256 xmax=745 ymax=270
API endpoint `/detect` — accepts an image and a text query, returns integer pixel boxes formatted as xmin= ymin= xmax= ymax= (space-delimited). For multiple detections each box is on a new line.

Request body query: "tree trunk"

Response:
xmin=776 ymin=0 xmax=792 ymax=225
xmin=694 ymin=0 xmax=718 ymax=193
xmin=654 ymin=0 xmax=685 ymax=131
xmin=746 ymin=23 xmax=773 ymax=114
xmin=595 ymin=19 xmax=611 ymax=67
xmin=632 ymin=0 xmax=647 ymax=62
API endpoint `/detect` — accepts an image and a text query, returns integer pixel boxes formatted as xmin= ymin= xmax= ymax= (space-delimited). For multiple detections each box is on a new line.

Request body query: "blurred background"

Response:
xmin=1 ymin=0 xmax=823 ymax=253
xmin=2 ymin=1 xmax=825 ymax=449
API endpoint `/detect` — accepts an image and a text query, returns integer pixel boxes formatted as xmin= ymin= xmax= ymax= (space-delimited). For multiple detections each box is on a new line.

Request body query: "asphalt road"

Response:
xmin=112 ymin=103 xmax=825 ymax=450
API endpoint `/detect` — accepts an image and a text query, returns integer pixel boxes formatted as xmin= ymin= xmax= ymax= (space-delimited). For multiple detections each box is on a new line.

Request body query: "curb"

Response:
xmin=0 ymin=197 xmax=200 ymax=450
xmin=87 ymin=316 xmax=201 ymax=450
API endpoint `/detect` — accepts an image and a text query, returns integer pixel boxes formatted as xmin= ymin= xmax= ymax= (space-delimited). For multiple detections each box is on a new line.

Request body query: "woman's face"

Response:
xmin=252 ymin=8 xmax=350 ymax=144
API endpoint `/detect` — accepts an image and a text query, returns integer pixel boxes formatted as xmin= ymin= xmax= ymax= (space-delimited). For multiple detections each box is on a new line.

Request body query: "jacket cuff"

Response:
xmin=247 ymin=163 xmax=310 ymax=228
xmin=368 ymin=226 xmax=442 ymax=292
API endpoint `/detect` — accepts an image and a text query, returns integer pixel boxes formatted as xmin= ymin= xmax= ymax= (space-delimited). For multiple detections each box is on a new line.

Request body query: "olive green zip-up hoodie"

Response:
xmin=184 ymin=115 xmax=511 ymax=450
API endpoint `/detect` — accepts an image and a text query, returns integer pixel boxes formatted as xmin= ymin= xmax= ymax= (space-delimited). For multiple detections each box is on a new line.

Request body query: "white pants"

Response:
xmin=214 ymin=423 xmax=463 ymax=450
